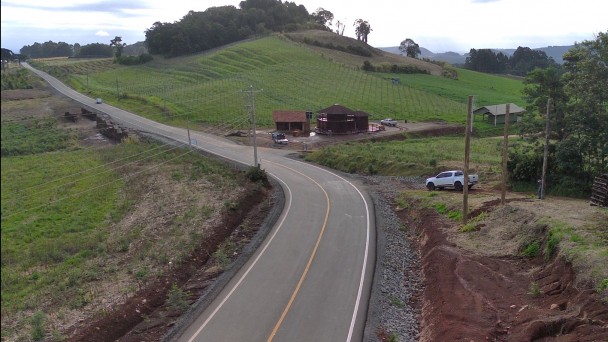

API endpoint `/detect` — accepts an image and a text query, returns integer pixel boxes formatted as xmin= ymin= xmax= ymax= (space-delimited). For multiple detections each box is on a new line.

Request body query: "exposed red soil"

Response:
xmin=397 ymin=199 xmax=608 ymax=342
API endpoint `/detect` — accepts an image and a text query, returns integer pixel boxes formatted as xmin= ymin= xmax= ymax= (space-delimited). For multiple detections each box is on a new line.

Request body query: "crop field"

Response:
xmin=32 ymin=35 xmax=524 ymax=131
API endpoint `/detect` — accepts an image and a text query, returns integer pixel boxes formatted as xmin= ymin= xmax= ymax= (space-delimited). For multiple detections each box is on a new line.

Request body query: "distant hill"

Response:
xmin=379 ymin=45 xmax=574 ymax=65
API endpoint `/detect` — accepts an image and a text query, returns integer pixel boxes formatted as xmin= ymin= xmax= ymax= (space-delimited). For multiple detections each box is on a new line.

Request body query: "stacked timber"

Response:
xmin=590 ymin=174 xmax=608 ymax=207
xmin=95 ymin=113 xmax=131 ymax=142
xmin=81 ymin=107 xmax=97 ymax=120
xmin=64 ymin=111 xmax=78 ymax=122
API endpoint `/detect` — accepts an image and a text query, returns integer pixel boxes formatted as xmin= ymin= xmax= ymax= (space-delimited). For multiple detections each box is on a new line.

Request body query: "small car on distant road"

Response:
xmin=380 ymin=118 xmax=398 ymax=127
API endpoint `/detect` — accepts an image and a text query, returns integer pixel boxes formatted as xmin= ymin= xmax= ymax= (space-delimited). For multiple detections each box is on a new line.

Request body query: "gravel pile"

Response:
xmin=361 ymin=176 xmax=425 ymax=342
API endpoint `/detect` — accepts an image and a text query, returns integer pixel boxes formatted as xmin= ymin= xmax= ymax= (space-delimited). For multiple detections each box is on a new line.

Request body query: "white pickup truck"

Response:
xmin=426 ymin=170 xmax=479 ymax=191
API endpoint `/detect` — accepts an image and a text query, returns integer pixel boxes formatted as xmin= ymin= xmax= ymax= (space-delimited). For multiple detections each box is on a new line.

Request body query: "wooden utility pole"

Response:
xmin=243 ymin=85 xmax=260 ymax=167
xmin=541 ymin=98 xmax=551 ymax=200
xmin=463 ymin=96 xmax=473 ymax=224
xmin=501 ymin=103 xmax=511 ymax=204
xmin=186 ymin=112 xmax=191 ymax=147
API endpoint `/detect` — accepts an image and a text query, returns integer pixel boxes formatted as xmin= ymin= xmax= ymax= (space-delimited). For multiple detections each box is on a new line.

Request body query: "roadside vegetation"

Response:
xmin=305 ymin=135 xmax=509 ymax=180
xmin=0 ymin=72 xmax=252 ymax=340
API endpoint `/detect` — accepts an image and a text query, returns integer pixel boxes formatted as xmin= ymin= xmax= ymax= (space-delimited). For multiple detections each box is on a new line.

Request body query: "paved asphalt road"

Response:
xmin=24 ymin=63 xmax=376 ymax=342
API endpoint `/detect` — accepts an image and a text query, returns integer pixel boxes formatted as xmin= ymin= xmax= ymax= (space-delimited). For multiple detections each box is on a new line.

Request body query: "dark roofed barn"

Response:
xmin=316 ymin=104 xmax=369 ymax=134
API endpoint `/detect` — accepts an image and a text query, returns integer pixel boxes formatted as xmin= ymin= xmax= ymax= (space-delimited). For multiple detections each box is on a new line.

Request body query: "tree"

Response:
xmin=464 ymin=48 xmax=507 ymax=73
xmin=522 ymin=67 xmax=567 ymax=139
xmin=20 ymin=41 xmax=73 ymax=58
xmin=399 ymin=38 xmax=421 ymax=58
xmin=561 ymin=31 xmax=608 ymax=176
xmin=353 ymin=19 xmax=371 ymax=43
xmin=335 ymin=20 xmax=346 ymax=36
xmin=312 ymin=8 xmax=333 ymax=28
xmin=508 ymin=46 xmax=557 ymax=76
xmin=511 ymin=31 xmax=608 ymax=194
xmin=110 ymin=36 xmax=126 ymax=58
xmin=1 ymin=48 xmax=14 ymax=70
xmin=77 ymin=43 xmax=113 ymax=58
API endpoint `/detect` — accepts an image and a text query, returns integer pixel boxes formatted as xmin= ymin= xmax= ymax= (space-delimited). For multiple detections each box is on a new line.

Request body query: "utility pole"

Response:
xmin=242 ymin=85 xmax=261 ymax=167
xmin=186 ymin=111 xmax=191 ymax=147
xmin=163 ymin=81 xmax=167 ymax=114
xmin=463 ymin=95 xmax=473 ymax=224
xmin=501 ymin=103 xmax=510 ymax=205
xmin=541 ymin=98 xmax=551 ymax=200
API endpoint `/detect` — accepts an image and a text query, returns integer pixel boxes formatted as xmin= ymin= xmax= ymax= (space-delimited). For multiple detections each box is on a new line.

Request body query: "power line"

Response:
xmin=19 ymin=140 xmax=185 ymax=195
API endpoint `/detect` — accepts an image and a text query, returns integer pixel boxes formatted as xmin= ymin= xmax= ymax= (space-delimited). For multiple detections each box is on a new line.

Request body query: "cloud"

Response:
xmin=2 ymin=0 xmax=150 ymax=18
xmin=95 ymin=30 xmax=110 ymax=37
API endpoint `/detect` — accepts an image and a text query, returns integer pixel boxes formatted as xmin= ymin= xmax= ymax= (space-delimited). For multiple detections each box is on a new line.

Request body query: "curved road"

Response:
xmin=24 ymin=63 xmax=375 ymax=342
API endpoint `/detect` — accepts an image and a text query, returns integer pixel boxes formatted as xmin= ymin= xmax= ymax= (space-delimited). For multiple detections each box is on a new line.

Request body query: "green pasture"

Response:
xmin=1 ymin=149 xmax=123 ymax=314
xmin=32 ymin=35 xmax=524 ymax=130
xmin=389 ymin=68 xmax=525 ymax=106
xmin=306 ymin=135 xmax=512 ymax=178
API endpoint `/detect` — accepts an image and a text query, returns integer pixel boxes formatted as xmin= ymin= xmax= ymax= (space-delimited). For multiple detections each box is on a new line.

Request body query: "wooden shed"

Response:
xmin=474 ymin=103 xmax=525 ymax=126
xmin=272 ymin=110 xmax=311 ymax=133
xmin=316 ymin=104 xmax=368 ymax=134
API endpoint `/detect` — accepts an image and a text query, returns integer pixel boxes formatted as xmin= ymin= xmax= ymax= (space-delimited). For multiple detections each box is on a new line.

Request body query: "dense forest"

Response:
xmin=464 ymin=46 xmax=559 ymax=76
xmin=17 ymin=41 xmax=114 ymax=59
xmin=8 ymin=0 xmax=332 ymax=60
xmin=144 ymin=0 xmax=326 ymax=57
xmin=508 ymin=32 xmax=608 ymax=196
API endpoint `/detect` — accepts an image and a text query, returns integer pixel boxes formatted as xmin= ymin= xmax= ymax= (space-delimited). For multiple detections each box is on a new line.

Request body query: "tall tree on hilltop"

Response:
xmin=399 ymin=38 xmax=421 ymax=58
xmin=335 ymin=20 xmax=346 ymax=35
xmin=354 ymin=19 xmax=371 ymax=43
xmin=312 ymin=8 xmax=334 ymax=29
xmin=110 ymin=36 xmax=126 ymax=58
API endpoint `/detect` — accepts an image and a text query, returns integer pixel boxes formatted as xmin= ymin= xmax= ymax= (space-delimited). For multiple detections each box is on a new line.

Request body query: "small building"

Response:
xmin=474 ymin=103 xmax=526 ymax=126
xmin=272 ymin=110 xmax=311 ymax=133
xmin=316 ymin=104 xmax=369 ymax=134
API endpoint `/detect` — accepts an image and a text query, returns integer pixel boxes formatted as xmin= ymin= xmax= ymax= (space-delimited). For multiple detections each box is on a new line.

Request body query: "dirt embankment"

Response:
xmin=65 ymin=183 xmax=275 ymax=341
xmin=396 ymin=195 xmax=608 ymax=341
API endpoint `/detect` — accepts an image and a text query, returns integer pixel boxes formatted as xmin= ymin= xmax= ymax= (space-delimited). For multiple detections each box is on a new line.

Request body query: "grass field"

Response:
xmin=1 ymin=150 xmax=123 ymax=312
xmin=305 ymin=135 xmax=513 ymax=179
xmin=0 ymin=67 xmax=250 ymax=339
xmin=31 ymin=34 xmax=525 ymax=131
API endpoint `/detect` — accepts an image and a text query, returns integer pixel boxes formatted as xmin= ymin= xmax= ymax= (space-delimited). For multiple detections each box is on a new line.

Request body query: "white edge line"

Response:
xmin=288 ymin=160 xmax=370 ymax=342
xmin=187 ymin=169 xmax=292 ymax=342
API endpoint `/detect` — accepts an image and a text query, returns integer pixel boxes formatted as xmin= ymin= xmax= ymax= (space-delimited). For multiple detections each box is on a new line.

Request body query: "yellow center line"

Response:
xmin=264 ymin=160 xmax=331 ymax=342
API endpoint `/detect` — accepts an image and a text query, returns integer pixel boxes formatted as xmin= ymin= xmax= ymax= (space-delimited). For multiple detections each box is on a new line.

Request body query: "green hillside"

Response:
xmin=33 ymin=33 xmax=524 ymax=130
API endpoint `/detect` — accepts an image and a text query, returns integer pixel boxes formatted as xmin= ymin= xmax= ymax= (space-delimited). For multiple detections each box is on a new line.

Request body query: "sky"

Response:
xmin=1 ymin=0 xmax=606 ymax=54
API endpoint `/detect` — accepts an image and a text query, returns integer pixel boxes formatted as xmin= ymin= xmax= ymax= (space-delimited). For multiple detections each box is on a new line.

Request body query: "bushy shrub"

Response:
xmin=245 ymin=165 xmax=268 ymax=183
xmin=115 ymin=53 xmax=153 ymax=65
